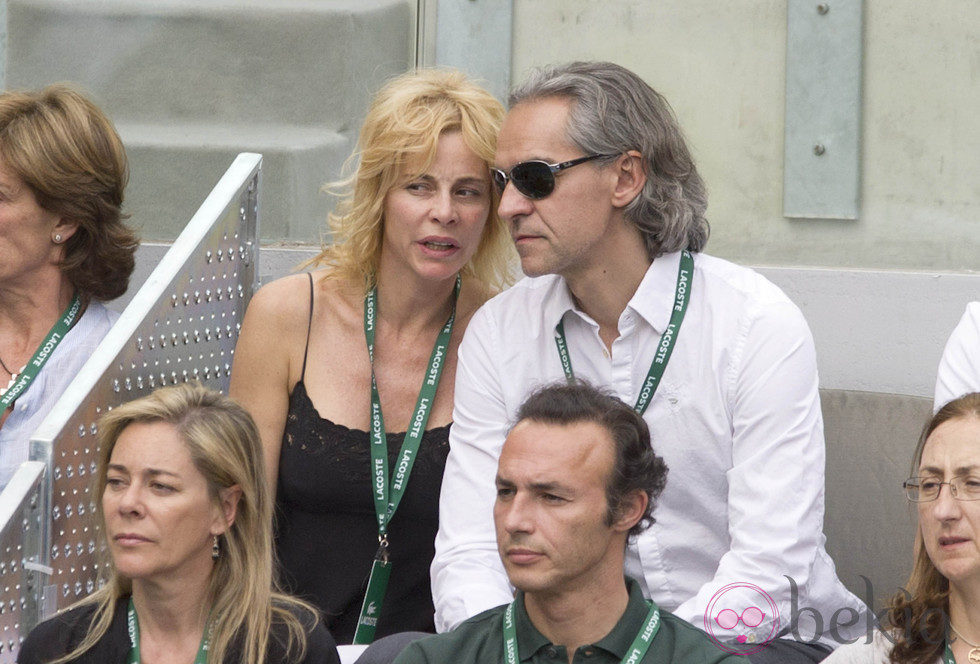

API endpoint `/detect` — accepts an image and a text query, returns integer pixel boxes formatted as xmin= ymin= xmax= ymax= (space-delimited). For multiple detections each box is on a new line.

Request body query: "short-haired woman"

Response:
xmin=0 ymin=85 xmax=138 ymax=486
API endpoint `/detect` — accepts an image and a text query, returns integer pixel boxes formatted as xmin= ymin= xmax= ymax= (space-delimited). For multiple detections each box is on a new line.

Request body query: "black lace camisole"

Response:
xmin=274 ymin=274 xmax=450 ymax=644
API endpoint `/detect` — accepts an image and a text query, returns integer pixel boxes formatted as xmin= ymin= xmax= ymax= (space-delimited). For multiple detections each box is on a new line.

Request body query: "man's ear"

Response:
xmin=610 ymin=151 xmax=647 ymax=209
xmin=611 ymin=489 xmax=648 ymax=533
xmin=211 ymin=485 xmax=243 ymax=535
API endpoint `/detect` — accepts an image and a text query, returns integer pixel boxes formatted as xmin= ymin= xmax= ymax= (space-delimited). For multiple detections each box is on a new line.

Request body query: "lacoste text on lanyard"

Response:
xmin=0 ymin=294 xmax=82 ymax=409
xmin=554 ymin=251 xmax=693 ymax=415
xmin=127 ymin=598 xmax=210 ymax=664
xmin=353 ymin=275 xmax=461 ymax=644
xmin=502 ymin=599 xmax=661 ymax=664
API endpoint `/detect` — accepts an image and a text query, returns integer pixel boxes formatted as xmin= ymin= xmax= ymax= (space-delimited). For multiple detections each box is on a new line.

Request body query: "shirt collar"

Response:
xmin=627 ymin=251 xmax=684 ymax=335
xmin=539 ymin=251 xmax=687 ymax=336
xmin=539 ymin=277 xmax=580 ymax=333
xmin=514 ymin=578 xmax=655 ymax=661
xmin=514 ymin=590 xmax=553 ymax=661
xmin=593 ymin=578 xmax=658 ymax=660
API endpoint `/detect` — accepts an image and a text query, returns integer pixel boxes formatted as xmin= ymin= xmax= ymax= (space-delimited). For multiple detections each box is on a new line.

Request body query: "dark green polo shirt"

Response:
xmin=394 ymin=580 xmax=744 ymax=664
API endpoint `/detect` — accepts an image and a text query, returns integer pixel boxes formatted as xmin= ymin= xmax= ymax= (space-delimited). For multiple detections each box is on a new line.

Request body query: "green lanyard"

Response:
xmin=943 ymin=637 xmax=977 ymax=664
xmin=1 ymin=293 xmax=82 ymax=410
xmin=554 ymin=251 xmax=693 ymax=415
xmin=126 ymin=598 xmax=210 ymax=664
xmin=353 ymin=275 xmax=461 ymax=645
xmin=501 ymin=598 xmax=661 ymax=664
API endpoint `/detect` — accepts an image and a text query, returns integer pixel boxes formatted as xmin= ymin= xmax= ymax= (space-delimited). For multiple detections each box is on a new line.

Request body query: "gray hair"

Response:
xmin=509 ymin=61 xmax=709 ymax=257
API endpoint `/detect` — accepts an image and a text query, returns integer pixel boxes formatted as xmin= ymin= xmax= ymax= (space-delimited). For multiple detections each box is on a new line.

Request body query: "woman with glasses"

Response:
xmin=230 ymin=69 xmax=513 ymax=646
xmin=824 ymin=392 xmax=980 ymax=663
xmin=17 ymin=383 xmax=338 ymax=664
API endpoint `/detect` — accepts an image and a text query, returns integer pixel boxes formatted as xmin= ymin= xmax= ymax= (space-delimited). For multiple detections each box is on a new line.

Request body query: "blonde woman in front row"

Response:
xmin=18 ymin=383 xmax=339 ymax=664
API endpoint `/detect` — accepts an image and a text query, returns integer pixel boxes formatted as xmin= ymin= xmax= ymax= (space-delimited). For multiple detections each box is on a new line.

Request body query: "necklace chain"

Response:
xmin=952 ymin=624 xmax=980 ymax=648
xmin=0 ymin=353 xmax=11 ymax=376
xmin=949 ymin=623 xmax=980 ymax=664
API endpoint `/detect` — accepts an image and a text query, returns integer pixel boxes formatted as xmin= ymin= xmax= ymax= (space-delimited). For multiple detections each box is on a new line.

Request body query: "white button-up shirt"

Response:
xmin=934 ymin=301 xmax=980 ymax=411
xmin=0 ymin=302 xmax=115 ymax=489
xmin=433 ymin=251 xmax=866 ymax=648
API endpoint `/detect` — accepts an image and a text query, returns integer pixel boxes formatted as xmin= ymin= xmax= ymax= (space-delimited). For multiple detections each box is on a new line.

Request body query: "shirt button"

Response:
xmin=545 ymin=646 xmax=559 ymax=658
xmin=602 ymin=349 xmax=609 ymax=358
xmin=583 ymin=648 xmax=595 ymax=657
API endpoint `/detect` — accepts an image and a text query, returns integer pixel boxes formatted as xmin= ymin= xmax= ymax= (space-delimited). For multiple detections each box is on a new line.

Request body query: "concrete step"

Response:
xmin=5 ymin=0 xmax=415 ymax=241
xmin=7 ymin=0 xmax=413 ymax=125
xmin=118 ymin=122 xmax=349 ymax=242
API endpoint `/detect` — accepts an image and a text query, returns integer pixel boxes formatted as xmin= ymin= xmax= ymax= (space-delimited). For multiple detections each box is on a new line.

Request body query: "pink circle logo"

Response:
xmin=703 ymin=582 xmax=779 ymax=655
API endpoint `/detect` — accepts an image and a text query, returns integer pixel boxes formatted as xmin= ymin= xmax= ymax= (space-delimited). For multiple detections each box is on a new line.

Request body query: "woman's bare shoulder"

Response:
xmin=244 ymin=273 xmax=316 ymax=330
xmin=310 ymin=270 xmax=364 ymax=324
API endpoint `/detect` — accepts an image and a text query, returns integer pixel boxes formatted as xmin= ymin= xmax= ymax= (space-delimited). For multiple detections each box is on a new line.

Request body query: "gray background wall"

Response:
xmin=3 ymin=0 xmax=416 ymax=243
xmin=509 ymin=0 xmax=978 ymax=272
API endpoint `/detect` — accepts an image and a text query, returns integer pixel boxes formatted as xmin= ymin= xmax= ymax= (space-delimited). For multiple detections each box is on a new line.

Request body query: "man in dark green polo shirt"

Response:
xmin=394 ymin=381 xmax=743 ymax=664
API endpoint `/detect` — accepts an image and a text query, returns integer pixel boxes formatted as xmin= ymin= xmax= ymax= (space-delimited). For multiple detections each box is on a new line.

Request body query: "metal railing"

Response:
xmin=0 ymin=462 xmax=46 ymax=660
xmin=0 ymin=153 xmax=261 ymax=661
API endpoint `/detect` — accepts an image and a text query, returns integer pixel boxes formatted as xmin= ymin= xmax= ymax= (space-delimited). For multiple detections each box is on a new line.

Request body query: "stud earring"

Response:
xmin=212 ymin=535 xmax=220 ymax=559
xmin=53 ymin=234 xmax=63 ymax=243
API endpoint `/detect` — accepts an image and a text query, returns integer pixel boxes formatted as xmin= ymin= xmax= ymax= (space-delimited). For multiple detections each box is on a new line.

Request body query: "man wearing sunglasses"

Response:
xmin=432 ymin=62 xmax=866 ymax=663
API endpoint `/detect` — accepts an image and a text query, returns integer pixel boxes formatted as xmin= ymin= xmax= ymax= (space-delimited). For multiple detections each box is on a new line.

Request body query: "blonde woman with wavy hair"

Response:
xmin=18 ymin=383 xmax=339 ymax=664
xmin=230 ymin=68 xmax=514 ymax=645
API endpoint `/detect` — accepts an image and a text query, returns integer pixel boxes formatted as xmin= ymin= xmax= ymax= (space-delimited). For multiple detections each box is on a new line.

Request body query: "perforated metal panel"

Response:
xmin=16 ymin=154 xmax=262 ymax=652
xmin=0 ymin=463 xmax=46 ymax=662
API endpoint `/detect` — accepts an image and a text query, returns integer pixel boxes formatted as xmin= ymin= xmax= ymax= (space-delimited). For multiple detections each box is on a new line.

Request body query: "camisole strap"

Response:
xmin=300 ymin=272 xmax=314 ymax=381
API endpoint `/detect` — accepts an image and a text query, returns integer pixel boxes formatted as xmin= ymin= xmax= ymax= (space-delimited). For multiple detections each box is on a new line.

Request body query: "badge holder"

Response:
xmin=353 ymin=538 xmax=392 ymax=645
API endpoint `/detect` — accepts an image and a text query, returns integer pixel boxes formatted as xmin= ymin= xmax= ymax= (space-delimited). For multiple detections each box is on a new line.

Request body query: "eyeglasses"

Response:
xmin=491 ymin=153 xmax=619 ymax=200
xmin=715 ymin=607 xmax=766 ymax=630
xmin=903 ymin=476 xmax=980 ymax=502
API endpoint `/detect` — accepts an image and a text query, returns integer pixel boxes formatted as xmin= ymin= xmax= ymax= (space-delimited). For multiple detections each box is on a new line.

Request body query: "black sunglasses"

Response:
xmin=491 ymin=153 xmax=619 ymax=200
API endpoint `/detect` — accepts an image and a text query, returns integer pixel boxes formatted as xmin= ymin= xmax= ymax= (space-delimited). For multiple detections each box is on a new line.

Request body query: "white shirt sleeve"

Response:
xmin=821 ymin=630 xmax=897 ymax=664
xmin=431 ymin=305 xmax=514 ymax=632
xmin=670 ymin=298 xmax=836 ymax=637
xmin=935 ymin=302 xmax=980 ymax=412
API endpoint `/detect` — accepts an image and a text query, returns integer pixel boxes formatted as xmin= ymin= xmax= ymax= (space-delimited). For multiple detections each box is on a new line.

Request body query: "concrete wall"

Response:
xmin=4 ymin=0 xmax=416 ymax=244
xmin=510 ymin=0 xmax=979 ymax=271
xmin=820 ymin=389 xmax=932 ymax=608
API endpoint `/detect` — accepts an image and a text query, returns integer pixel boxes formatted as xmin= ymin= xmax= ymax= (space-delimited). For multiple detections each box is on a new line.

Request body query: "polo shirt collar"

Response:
xmin=514 ymin=578 xmax=655 ymax=661
xmin=627 ymin=250 xmax=684 ymax=335
xmin=593 ymin=578 xmax=657 ymax=660
xmin=514 ymin=591 xmax=553 ymax=661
